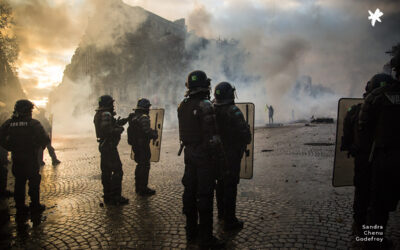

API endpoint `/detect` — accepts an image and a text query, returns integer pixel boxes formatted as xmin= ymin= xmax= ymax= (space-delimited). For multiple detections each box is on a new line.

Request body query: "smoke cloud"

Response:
xmin=182 ymin=0 xmax=400 ymax=123
xmin=7 ymin=0 xmax=400 ymax=134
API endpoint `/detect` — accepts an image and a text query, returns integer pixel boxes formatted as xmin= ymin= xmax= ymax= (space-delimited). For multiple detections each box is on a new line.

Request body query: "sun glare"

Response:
xmin=18 ymin=63 xmax=65 ymax=89
xmin=31 ymin=97 xmax=49 ymax=108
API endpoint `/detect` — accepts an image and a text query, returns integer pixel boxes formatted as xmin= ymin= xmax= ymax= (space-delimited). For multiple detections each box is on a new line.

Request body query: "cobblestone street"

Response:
xmin=1 ymin=124 xmax=399 ymax=249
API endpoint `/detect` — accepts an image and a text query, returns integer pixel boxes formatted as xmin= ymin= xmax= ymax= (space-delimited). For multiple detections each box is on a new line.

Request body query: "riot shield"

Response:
xmin=332 ymin=98 xmax=363 ymax=187
xmin=236 ymin=103 xmax=255 ymax=179
xmin=130 ymin=109 xmax=164 ymax=162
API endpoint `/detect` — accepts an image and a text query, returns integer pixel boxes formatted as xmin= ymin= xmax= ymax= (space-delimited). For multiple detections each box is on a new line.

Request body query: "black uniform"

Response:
xmin=94 ymin=108 xmax=125 ymax=204
xmin=215 ymin=103 xmax=251 ymax=227
xmin=0 ymin=145 xmax=8 ymax=196
xmin=127 ymin=109 xmax=157 ymax=194
xmin=0 ymin=114 xmax=49 ymax=213
xmin=178 ymin=93 xmax=221 ymax=243
xmin=358 ymin=80 xmax=400 ymax=245
xmin=341 ymin=103 xmax=371 ymax=232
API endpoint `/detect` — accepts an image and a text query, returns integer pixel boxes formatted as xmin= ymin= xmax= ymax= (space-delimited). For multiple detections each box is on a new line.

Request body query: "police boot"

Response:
xmin=136 ymin=165 xmax=155 ymax=196
xmin=224 ymin=217 xmax=244 ymax=231
xmin=198 ymin=235 xmax=225 ymax=249
xmin=198 ymin=222 xmax=225 ymax=249
xmin=29 ymin=202 xmax=46 ymax=215
xmin=137 ymin=187 xmax=155 ymax=196
xmin=113 ymin=196 xmax=129 ymax=206
xmin=52 ymin=159 xmax=61 ymax=166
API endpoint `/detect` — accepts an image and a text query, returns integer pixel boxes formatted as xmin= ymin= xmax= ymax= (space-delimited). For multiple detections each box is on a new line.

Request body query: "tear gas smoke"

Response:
xmin=8 ymin=0 xmax=400 ymax=135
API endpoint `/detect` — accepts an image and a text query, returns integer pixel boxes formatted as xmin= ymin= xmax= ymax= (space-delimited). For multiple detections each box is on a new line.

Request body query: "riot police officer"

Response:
xmin=127 ymin=98 xmax=158 ymax=196
xmin=177 ymin=70 xmax=224 ymax=248
xmin=358 ymin=44 xmax=400 ymax=248
xmin=341 ymin=74 xmax=393 ymax=237
xmin=94 ymin=95 xmax=129 ymax=206
xmin=0 ymin=100 xmax=49 ymax=216
xmin=213 ymin=82 xmax=251 ymax=231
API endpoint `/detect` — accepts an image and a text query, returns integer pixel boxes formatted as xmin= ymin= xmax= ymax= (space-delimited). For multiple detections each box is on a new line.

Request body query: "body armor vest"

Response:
xmin=178 ymin=98 xmax=202 ymax=145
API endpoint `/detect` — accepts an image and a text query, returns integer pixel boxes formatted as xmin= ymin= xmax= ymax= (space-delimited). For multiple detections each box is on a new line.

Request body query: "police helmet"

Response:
xmin=98 ymin=95 xmax=114 ymax=108
xmin=365 ymin=73 xmax=393 ymax=94
xmin=14 ymin=99 xmax=34 ymax=115
xmin=214 ymin=82 xmax=236 ymax=105
xmin=185 ymin=70 xmax=211 ymax=90
xmin=136 ymin=98 xmax=151 ymax=110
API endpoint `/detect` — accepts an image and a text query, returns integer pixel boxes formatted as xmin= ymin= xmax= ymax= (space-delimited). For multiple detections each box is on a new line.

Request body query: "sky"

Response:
xmin=7 ymin=0 xmax=400 ymax=111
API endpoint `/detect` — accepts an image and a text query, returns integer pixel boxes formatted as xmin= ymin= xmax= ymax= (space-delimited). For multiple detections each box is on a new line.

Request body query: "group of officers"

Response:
xmin=341 ymin=43 xmax=400 ymax=249
xmin=93 ymin=70 xmax=251 ymax=248
xmin=0 ymin=70 xmax=251 ymax=248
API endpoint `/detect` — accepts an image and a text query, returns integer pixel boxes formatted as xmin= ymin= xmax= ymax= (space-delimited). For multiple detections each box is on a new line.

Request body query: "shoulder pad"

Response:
xmin=31 ymin=118 xmax=40 ymax=124
xmin=30 ymin=119 xmax=42 ymax=126
xmin=198 ymin=99 xmax=213 ymax=109
xmin=228 ymin=105 xmax=243 ymax=116
xmin=101 ymin=111 xmax=112 ymax=118
xmin=139 ymin=114 xmax=150 ymax=120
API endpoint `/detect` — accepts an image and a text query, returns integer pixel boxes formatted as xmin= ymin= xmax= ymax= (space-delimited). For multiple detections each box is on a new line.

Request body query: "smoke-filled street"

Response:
xmin=0 ymin=124 xmax=399 ymax=249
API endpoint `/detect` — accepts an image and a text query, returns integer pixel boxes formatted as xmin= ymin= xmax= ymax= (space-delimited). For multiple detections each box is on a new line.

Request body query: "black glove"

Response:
xmin=116 ymin=116 xmax=129 ymax=126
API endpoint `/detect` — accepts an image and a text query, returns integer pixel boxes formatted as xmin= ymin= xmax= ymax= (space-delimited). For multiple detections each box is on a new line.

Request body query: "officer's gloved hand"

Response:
xmin=348 ymin=144 xmax=359 ymax=158
xmin=151 ymin=130 xmax=158 ymax=140
xmin=116 ymin=116 xmax=129 ymax=126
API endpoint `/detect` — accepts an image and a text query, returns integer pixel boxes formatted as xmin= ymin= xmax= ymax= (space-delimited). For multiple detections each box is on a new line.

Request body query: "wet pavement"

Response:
xmin=0 ymin=123 xmax=399 ymax=249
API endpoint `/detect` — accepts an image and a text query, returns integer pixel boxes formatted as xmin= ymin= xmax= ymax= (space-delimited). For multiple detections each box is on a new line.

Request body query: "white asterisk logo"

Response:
xmin=368 ymin=8 xmax=383 ymax=27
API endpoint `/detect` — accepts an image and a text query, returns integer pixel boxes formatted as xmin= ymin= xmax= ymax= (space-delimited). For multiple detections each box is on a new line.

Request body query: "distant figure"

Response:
xmin=35 ymin=108 xmax=60 ymax=166
xmin=292 ymin=109 xmax=295 ymax=121
xmin=265 ymin=105 xmax=274 ymax=124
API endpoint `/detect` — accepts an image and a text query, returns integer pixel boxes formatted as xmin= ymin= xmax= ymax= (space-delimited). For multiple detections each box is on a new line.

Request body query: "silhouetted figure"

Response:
xmin=358 ymin=44 xmax=400 ymax=249
xmin=265 ymin=104 xmax=274 ymax=124
xmin=214 ymin=82 xmax=251 ymax=231
xmin=94 ymin=95 xmax=129 ymax=206
xmin=127 ymin=98 xmax=158 ymax=196
xmin=0 ymin=100 xmax=49 ymax=220
xmin=178 ymin=70 xmax=225 ymax=248
xmin=341 ymin=74 xmax=393 ymax=238
xmin=35 ymin=108 xmax=60 ymax=166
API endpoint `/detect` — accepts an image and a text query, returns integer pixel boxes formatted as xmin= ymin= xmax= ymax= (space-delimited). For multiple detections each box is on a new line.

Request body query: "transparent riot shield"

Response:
xmin=332 ymin=98 xmax=363 ymax=187
xmin=236 ymin=103 xmax=255 ymax=179
xmin=130 ymin=109 xmax=164 ymax=162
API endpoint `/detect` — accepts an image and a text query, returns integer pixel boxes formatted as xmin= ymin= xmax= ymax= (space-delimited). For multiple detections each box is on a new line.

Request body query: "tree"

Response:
xmin=0 ymin=0 xmax=19 ymax=66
